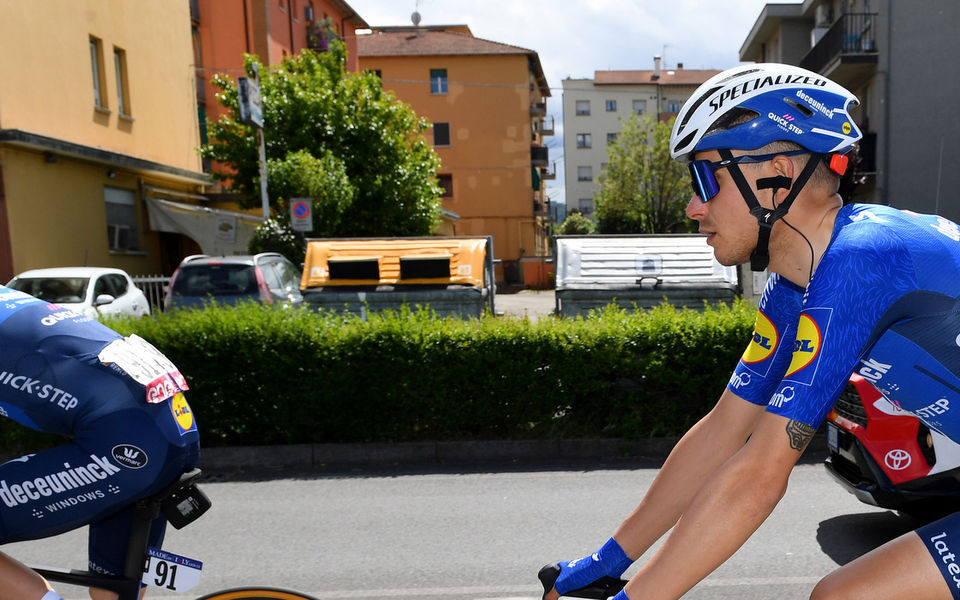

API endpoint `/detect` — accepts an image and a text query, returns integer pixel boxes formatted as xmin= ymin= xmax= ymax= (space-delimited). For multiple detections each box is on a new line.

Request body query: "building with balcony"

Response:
xmin=193 ymin=0 xmax=369 ymax=166
xmin=562 ymin=58 xmax=720 ymax=218
xmin=741 ymin=0 xmax=960 ymax=222
xmin=357 ymin=24 xmax=553 ymax=284
xmin=0 ymin=0 xmax=210 ymax=281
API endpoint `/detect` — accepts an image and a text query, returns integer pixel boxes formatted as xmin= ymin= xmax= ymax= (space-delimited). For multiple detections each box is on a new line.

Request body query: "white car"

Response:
xmin=6 ymin=267 xmax=151 ymax=319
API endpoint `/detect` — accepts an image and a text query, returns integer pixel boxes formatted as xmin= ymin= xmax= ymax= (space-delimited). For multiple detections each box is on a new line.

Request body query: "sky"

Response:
xmin=344 ymin=0 xmax=803 ymax=206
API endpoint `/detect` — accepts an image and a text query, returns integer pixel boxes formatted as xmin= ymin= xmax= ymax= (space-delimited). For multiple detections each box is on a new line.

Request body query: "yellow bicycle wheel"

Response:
xmin=194 ymin=588 xmax=318 ymax=600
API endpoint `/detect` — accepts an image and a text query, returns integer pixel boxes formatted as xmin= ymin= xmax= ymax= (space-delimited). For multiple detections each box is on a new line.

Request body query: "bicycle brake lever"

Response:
xmin=538 ymin=563 xmax=627 ymax=600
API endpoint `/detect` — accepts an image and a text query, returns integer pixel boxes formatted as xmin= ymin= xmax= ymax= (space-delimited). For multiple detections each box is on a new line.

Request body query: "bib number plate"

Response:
xmin=142 ymin=547 xmax=203 ymax=593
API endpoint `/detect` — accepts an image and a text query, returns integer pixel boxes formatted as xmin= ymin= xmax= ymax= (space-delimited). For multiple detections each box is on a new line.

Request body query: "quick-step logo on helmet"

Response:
xmin=784 ymin=308 xmax=833 ymax=385
xmin=0 ymin=455 xmax=121 ymax=508
xmin=741 ymin=310 xmax=778 ymax=364
xmin=709 ymin=74 xmax=828 ymax=114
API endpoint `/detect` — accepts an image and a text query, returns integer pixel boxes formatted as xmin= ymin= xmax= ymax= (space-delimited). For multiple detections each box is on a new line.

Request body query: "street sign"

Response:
xmin=238 ymin=76 xmax=263 ymax=129
xmin=290 ymin=198 xmax=313 ymax=232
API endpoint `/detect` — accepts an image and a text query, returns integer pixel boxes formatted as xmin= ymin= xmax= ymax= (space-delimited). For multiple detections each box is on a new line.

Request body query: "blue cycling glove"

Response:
xmin=611 ymin=590 xmax=630 ymax=600
xmin=554 ymin=537 xmax=632 ymax=595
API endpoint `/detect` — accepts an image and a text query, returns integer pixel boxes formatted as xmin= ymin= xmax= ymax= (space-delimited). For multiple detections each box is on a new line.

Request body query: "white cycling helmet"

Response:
xmin=670 ymin=63 xmax=862 ymax=163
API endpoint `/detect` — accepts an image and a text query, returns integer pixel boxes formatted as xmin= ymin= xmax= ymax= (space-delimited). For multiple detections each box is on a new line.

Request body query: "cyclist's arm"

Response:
xmin=620 ymin=409 xmax=808 ymax=600
xmin=612 ymin=387 xmax=765 ymax=560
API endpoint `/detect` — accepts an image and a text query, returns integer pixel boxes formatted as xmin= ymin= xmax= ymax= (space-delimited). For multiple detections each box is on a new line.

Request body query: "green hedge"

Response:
xmin=87 ymin=301 xmax=756 ymax=446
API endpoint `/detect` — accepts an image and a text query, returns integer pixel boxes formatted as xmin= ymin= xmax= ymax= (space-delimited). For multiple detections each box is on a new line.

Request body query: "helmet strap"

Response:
xmin=718 ymin=149 xmax=822 ymax=272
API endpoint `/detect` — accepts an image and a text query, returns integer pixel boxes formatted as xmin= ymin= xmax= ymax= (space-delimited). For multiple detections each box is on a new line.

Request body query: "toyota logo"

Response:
xmin=884 ymin=449 xmax=912 ymax=471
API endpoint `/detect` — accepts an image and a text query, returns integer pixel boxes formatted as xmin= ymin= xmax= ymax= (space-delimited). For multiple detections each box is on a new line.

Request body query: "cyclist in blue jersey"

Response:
xmin=541 ymin=62 xmax=960 ymax=600
xmin=0 ymin=284 xmax=200 ymax=600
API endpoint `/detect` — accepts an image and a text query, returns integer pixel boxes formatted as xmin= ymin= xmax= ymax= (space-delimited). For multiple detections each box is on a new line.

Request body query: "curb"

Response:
xmin=197 ymin=434 xmax=828 ymax=471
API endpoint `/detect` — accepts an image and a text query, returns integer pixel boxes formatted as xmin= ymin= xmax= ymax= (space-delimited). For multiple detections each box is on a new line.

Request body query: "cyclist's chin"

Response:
xmin=710 ymin=243 xmax=750 ymax=267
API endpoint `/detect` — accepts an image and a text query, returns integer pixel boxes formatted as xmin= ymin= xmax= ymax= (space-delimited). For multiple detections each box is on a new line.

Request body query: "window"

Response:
xmin=605 ymin=99 xmax=617 ymax=112
xmin=104 ymin=187 xmax=139 ymax=251
xmin=430 ymin=69 xmax=448 ymax=94
xmin=114 ymin=47 xmax=131 ymax=117
xmin=368 ymin=69 xmax=382 ymax=79
xmin=94 ymin=274 xmax=128 ymax=299
xmin=632 ymin=99 xmax=647 ymax=115
xmin=575 ymin=100 xmax=590 ymax=116
xmin=667 ymin=100 xmax=681 ymax=113
xmin=576 ymin=133 xmax=592 ymax=149
xmin=438 ymin=174 xmax=453 ymax=197
xmin=579 ymin=199 xmax=594 ymax=215
xmin=90 ymin=36 xmax=107 ymax=110
xmin=577 ymin=166 xmax=593 ymax=182
xmin=606 ymin=133 xmax=618 ymax=144
xmin=433 ymin=122 xmax=450 ymax=147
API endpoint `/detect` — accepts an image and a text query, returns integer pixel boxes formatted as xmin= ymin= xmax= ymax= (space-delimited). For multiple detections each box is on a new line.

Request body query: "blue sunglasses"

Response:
xmin=688 ymin=150 xmax=810 ymax=201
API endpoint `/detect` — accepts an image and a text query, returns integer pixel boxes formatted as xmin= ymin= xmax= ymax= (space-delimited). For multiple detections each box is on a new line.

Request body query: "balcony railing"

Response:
xmin=530 ymin=101 xmax=546 ymax=116
xmin=531 ymin=145 xmax=549 ymax=166
xmin=539 ymin=116 xmax=555 ymax=136
xmin=533 ymin=197 xmax=551 ymax=216
xmin=540 ymin=164 xmax=556 ymax=180
xmin=307 ymin=23 xmax=340 ymax=52
xmin=800 ymin=12 xmax=878 ymax=73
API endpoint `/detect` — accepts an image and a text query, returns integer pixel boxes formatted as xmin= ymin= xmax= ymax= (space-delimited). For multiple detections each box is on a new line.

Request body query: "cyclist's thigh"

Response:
xmin=812 ymin=511 xmax=960 ymax=599
xmin=0 ymin=407 xmax=192 ymax=544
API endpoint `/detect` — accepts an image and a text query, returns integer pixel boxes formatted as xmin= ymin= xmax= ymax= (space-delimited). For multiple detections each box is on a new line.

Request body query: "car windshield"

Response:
xmin=172 ymin=264 xmax=258 ymax=296
xmin=9 ymin=277 xmax=89 ymax=303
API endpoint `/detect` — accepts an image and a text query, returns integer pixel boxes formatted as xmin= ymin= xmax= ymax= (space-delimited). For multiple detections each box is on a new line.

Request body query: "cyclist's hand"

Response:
xmin=539 ymin=537 xmax=632 ymax=599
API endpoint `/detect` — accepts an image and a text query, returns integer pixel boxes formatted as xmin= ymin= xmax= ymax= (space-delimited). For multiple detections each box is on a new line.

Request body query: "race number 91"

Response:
xmin=142 ymin=547 xmax=203 ymax=592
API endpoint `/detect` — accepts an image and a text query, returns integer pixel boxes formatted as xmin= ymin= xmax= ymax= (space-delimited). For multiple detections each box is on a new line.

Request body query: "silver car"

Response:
xmin=164 ymin=253 xmax=303 ymax=310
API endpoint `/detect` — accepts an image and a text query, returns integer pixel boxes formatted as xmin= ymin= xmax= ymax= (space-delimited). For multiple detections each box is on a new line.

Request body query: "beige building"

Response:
xmin=562 ymin=58 xmax=719 ymax=218
xmin=0 ymin=1 xmax=224 ymax=281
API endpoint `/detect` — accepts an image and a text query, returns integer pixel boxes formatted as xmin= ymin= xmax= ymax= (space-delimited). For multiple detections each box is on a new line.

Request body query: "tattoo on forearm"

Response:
xmin=786 ymin=420 xmax=816 ymax=451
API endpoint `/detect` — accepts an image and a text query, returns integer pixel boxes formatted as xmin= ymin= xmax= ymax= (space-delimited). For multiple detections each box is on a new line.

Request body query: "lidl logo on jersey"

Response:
xmin=170 ymin=393 xmax=196 ymax=435
xmin=741 ymin=310 xmax=779 ymax=365
xmin=784 ymin=307 xmax=833 ymax=385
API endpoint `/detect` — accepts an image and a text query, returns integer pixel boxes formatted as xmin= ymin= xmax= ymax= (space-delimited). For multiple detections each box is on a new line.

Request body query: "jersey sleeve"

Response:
xmin=727 ymin=273 xmax=805 ymax=405
xmin=765 ymin=224 xmax=918 ymax=428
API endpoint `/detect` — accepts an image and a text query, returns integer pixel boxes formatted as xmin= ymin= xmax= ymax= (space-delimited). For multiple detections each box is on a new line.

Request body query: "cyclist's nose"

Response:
xmin=686 ymin=194 xmax=707 ymax=220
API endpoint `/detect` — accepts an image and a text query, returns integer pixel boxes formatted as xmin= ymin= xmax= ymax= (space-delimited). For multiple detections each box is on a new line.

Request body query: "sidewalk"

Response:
xmin=198 ymin=434 xmax=828 ymax=472
xmin=495 ymin=286 xmax=556 ymax=321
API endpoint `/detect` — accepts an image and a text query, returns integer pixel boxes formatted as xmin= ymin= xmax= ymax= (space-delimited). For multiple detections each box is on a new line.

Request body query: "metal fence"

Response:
xmin=133 ymin=275 xmax=170 ymax=313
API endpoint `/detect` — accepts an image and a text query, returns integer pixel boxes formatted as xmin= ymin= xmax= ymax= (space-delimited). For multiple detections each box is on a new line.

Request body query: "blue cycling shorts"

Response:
xmin=0 ymin=399 xmax=199 ymax=575
xmin=918 ymin=511 xmax=960 ymax=598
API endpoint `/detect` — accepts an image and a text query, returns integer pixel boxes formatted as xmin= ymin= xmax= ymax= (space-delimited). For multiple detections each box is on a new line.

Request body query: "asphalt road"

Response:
xmin=7 ymin=456 xmax=924 ymax=600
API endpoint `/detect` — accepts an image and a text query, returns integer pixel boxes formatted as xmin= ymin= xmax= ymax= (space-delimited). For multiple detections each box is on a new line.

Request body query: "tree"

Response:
xmin=556 ymin=211 xmax=597 ymax=235
xmin=594 ymin=114 xmax=692 ymax=234
xmin=247 ymin=218 xmax=306 ymax=266
xmin=200 ymin=42 xmax=443 ymax=237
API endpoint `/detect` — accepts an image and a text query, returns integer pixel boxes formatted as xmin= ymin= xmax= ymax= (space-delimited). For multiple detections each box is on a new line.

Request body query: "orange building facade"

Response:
xmin=193 ymin=0 xmax=369 ymax=160
xmin=357 ymin=26 xmax=553 ymax=285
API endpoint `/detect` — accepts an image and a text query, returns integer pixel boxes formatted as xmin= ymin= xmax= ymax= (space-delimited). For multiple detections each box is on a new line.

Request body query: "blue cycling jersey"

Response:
xmin=0 ymin=285 xmax=200 ymax=574
xmin=730 ymin=204 xmax=960 ymax=437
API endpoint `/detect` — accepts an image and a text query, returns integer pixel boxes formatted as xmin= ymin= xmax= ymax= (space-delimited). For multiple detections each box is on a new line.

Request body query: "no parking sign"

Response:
xmin=290 ymin=198 xmax=313 ymax=232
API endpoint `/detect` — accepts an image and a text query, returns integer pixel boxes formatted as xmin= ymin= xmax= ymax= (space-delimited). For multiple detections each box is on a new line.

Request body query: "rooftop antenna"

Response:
xmin=411 ymin=0 xmax=422 ymax=37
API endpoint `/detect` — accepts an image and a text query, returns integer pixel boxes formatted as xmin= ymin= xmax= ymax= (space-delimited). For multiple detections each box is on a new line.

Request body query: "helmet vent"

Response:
xmin=676 ymin=85 xmax=723 ymax=135
xmin=675 ymin=131 xmax=697 ymax=154
xmin=783 ymin=97 xmax=814 ymax=118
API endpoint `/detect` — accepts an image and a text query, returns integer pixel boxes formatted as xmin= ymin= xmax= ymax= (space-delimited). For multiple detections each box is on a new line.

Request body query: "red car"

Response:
xmin=825 ymin=374 xmax=960 ymax=520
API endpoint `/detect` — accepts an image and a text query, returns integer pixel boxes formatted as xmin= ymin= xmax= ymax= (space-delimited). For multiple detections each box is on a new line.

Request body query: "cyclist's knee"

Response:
xmin=809 ymin=574 xmax=853 ymax=600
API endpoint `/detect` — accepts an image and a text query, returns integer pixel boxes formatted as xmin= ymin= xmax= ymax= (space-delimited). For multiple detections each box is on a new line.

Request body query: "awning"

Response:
xmin=144 ymin=196 xmax=263 ymax=256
